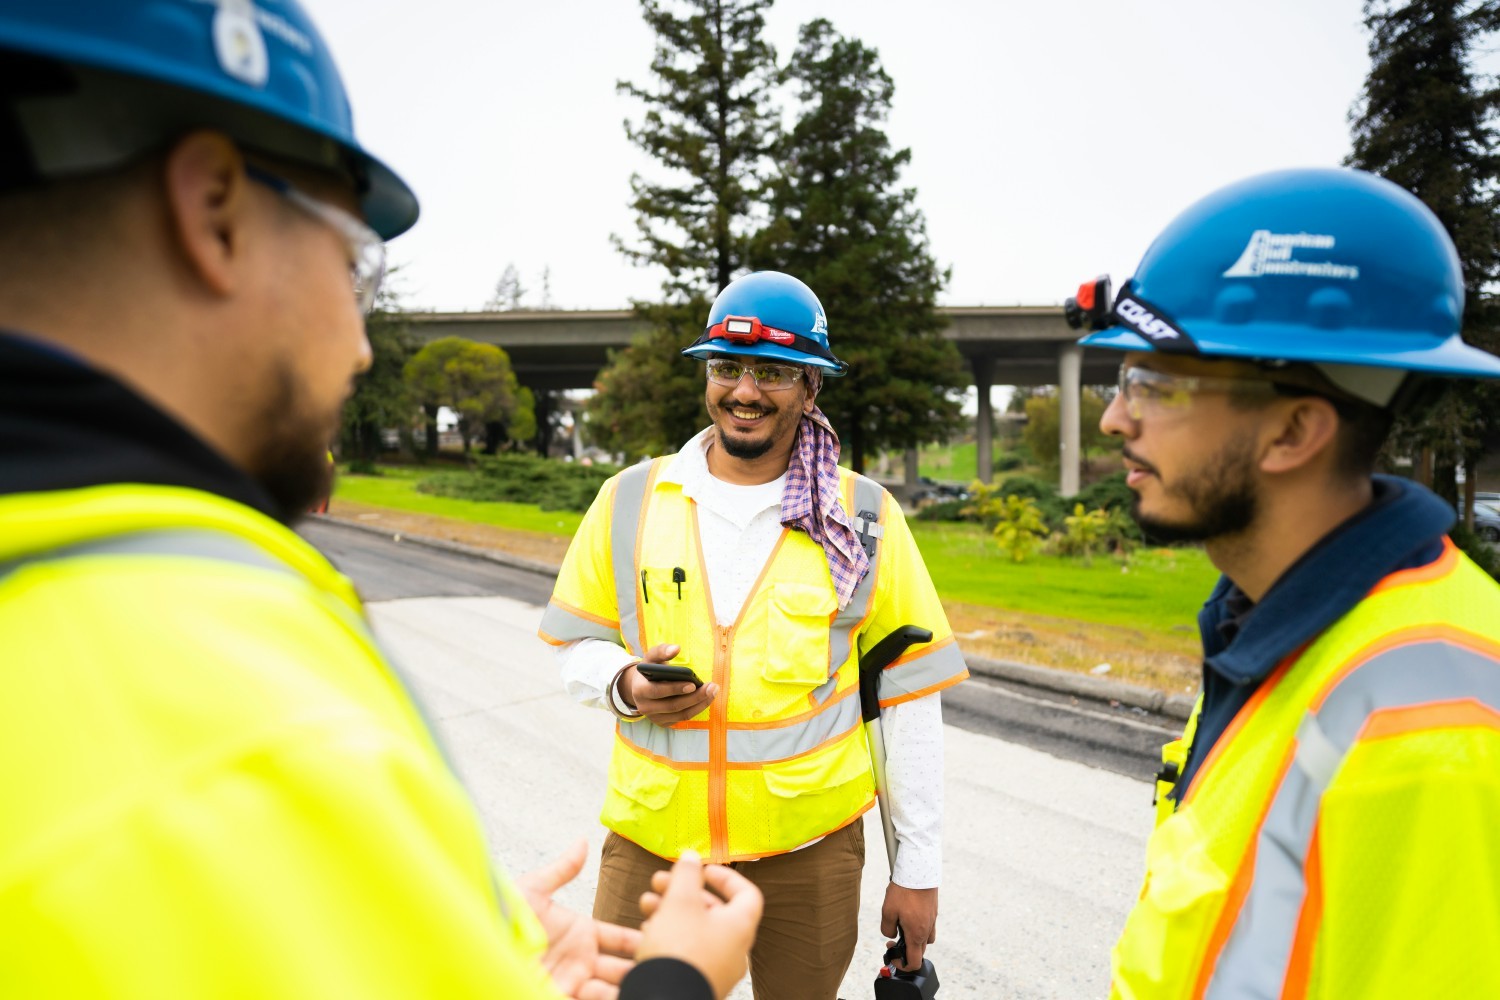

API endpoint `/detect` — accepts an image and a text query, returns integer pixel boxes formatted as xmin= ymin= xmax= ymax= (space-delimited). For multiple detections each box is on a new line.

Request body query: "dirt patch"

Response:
xmin=328 ymin=502 xmax=1200 ymax=696
xmin=943 ymin=603 xmax=1200 ymax=695
xmin=327 ymin=499 xmax=572 ymax=568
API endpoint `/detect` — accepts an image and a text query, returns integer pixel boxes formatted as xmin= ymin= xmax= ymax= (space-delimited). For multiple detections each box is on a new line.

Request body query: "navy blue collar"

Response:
xmin=1200 ymin=475 xmax=1455 ymax=684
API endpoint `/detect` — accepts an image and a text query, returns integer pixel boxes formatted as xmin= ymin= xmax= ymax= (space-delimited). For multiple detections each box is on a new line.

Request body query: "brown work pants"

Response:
xmin=593 ymin=822 xmax=865 ymax=1000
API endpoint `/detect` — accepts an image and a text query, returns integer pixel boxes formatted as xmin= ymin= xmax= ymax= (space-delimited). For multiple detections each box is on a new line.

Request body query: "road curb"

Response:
xmin=309 ymin=513 xmax=562 ymax=579
xmin=965 ymin=655 xmax=1195 ymax=721
xmin=313 ymin=513 xmax=1195 ymax=723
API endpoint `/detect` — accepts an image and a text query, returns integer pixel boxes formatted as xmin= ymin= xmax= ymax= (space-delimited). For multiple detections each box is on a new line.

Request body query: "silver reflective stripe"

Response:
xmin=616 ymin=693 xmax=863 ymax=764
xmin=539 ymin=600 xmax=621 ymax=644
xmin=0 ymin=528 xmax=292 ymax=583
xmin=824 ymin=475 xmax=886 ymax=703
xmin=1206 ymin=640 xmax=1500 ymax=999
xmin=611 ymin=462 xmax=655 ymax=659
xmin=879 ymin=641 xmax=969 ymax=702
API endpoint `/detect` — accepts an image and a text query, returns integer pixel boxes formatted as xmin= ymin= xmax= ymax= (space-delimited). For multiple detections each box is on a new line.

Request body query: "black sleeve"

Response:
xmin=619 ymin=957 xmax=715 ymax=1000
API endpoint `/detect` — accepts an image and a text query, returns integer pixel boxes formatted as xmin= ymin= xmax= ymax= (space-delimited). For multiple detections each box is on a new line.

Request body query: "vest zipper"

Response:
xmin=708 ymin=624 xmax=731 ymax=862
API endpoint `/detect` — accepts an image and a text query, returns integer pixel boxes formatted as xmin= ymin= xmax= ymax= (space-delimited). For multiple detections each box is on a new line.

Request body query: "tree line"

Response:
xmin=587 ymin=1 xmax=967 ymax=470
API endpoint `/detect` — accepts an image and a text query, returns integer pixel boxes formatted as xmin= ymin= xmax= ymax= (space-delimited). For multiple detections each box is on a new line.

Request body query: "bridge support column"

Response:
xmin=904 ymin=448 xmax=920 ymax=500
xmin=1059 ymin=344 xmax=1083 ymax=497
xmin=972 ymin=355 xmax=995 ymax=485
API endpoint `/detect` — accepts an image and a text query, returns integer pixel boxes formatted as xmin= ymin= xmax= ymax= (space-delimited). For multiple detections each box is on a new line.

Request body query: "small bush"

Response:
xmin=992 ymin=495 xmax=1048 ymax=562
xmin=1452 ymin=524 xmax=1500 ymax=581
xmin=417 ymin=454 xmax=619 ymax=512
xmin=997 ymin=474 xmax=1067 ymax=529
xmin=993 ymin=451 xmax=1025 ymax=473
xmin=914 ymin=498 xmax=975 ymax=522
xmin=347 ymin=457 xmax=380 ymax=475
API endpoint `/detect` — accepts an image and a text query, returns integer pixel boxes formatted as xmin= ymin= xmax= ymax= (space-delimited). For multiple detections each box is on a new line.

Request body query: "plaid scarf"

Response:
xmin=780 ymin=406 xmax=870 ymax=608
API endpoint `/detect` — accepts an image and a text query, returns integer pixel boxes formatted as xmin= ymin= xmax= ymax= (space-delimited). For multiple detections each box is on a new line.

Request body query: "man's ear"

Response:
xmin=1260 ymin=396 xmax=1341 ymax=476
xmin=161 ymin=131 xmax=250 ymax=297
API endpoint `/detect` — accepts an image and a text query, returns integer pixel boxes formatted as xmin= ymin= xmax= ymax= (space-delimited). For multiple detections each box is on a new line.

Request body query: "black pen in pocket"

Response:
xmin=672 ymin=567 xmax=685 ymax=599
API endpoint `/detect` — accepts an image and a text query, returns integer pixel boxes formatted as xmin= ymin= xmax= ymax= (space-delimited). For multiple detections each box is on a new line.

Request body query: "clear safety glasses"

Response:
xmin=1117 ymin=364 xmax=1278 ymax=421
xmin=246 ymin=165 xmax=386 ymax=313
xmin=705 ymin=358 xmax=806 ymax=392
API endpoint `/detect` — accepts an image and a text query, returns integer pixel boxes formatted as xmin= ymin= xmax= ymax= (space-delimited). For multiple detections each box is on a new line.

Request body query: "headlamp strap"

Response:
xmin=690 ymin=315 xmax=841 ymax=366
xmin=1113 ymin=284 xmax=1199 ymax=355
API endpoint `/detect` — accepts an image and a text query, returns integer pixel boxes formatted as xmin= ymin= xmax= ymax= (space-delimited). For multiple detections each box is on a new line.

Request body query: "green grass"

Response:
xmin=909 ymin=520 xmax=1218 ymax=633
xmin=334 ymin=465 xmax=1218 ymax=635
xmin=334 ymin=467 xmax=584 ymax=536
xmin=916 ymin=441 xmax=1024 ymax=484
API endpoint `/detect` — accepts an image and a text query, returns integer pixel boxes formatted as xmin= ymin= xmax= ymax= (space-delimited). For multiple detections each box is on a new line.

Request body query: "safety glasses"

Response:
xmin=246 ymin=164 xmax=386 ymax=313
xmin=705 ymin=358 xmax=806 ymax=392
xmin=1117 ymin=364 xmax=1278 ymax=420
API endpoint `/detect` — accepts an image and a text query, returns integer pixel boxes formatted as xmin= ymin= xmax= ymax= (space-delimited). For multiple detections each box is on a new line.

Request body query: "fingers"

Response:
xmin=577 ymin=981 xmax=620 ymax=1000
xmin=518 ymin=837 xmax=588 ymax=897
xmin=642 ymin=642 xmax=681 ymax=662
xmin=638 ymin=683 xmax=717 ymax=725
xmin=701 ymin=863 xmax=763 ymax=927
xmin=595 ymin=920 xmax=642 ymax=959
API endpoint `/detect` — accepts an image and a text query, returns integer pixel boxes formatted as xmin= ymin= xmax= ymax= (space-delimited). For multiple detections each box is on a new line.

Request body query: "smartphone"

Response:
xmin=636 ymin=663 xmax=703 ymax=688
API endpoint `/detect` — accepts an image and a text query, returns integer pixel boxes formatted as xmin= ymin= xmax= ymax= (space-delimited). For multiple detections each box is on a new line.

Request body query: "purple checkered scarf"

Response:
xmin=780 ymin=406 xmax=870 ymax=608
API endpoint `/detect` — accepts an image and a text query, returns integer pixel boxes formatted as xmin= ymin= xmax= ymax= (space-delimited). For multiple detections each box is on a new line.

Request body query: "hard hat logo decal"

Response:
xmin=812 ymin=308 xmax=828 ymax=335
xmin=1115 ymin=288 xmax=1199 ymax=356
xmin=213 ymin=0 xmax=270 ymax=88
xmin=1222 ymin=230 xmax=1359 ymax=281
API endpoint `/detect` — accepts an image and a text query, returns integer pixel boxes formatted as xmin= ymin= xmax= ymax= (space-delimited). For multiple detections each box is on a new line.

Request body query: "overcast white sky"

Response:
xmin=313 ymin=0 xmax=1373 ymax=313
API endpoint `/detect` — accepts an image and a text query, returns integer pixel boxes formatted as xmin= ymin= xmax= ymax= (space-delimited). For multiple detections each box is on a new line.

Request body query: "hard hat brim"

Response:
xmin=1080 ymin=324 xmax=1500 ymax=379
xmin=682 ymin=339 xmax=848 ymax=376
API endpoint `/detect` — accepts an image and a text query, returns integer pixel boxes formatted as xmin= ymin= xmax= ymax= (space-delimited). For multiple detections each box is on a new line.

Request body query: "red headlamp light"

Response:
xmin=708 ymin=315 xmax=797 ymax=347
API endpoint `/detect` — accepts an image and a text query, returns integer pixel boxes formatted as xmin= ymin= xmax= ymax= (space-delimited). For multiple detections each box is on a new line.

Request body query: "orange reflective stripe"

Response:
xmin=1366 ymin=536 xmax=1458 ymax=597
xmin=877 ymin=671 xmax=969 ymax=709
xmin=1359 ymin=697 xmax=1500 ymax=742
xmin=1191 ymin=746 xmax=1299 ymax=999
xmin=1281 ymin=823 xmax=1323 ymax=1000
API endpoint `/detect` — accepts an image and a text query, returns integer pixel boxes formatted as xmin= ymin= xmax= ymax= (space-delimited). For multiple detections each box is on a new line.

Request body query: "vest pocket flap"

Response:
xmin=762 ymin=735 xmax=870 ymax=800
xmin=608 ymin=747 xmax=681 ymax=811
xmin=763 ymin=583 xmax=837 ymax=687
xmin=770 ymin=582 xmax=838 ymax=618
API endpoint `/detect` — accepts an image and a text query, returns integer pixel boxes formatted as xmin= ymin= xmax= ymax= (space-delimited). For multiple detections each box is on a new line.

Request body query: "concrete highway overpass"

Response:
xmin=405 ymin=307 xmax=1117 ymax=491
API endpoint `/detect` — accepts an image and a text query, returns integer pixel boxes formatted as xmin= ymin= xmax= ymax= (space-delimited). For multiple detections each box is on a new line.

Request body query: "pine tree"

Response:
xmin=340 ymin=271 xmax=417 ymax=469
xmin=591 ymin=0 xmax=779 ymax=456
xmin=1347 ymin=0 xmax=1500 ymax=510
xmin=485 ymin=263 xmax=527 ymax=311
xmin=750 ymin=19 xmax=964 ymax=472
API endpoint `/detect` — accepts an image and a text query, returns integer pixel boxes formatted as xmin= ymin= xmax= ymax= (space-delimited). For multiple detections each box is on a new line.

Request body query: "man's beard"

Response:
xmin=1131 ymin=436 xmax=1259 ymax=545
xmin=245 ymin=363 xmax=338 ymax=523
xmin=717 ymin=422 xmax=777 ymax=460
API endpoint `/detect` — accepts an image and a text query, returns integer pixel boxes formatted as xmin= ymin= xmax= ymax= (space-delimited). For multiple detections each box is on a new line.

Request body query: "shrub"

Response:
xmin=914 ymin=498 xmax=974 ymax=522
xmin=417 ymin=454 xmax=619 ymax=512
xmin=1452 ymin=523 xmax=1500 ymax=581
xmin=996 ymin=474 xmax=1067 ymax=529
xmin=1053 ymin=504 xmax=1109 ymax=566
xmin=992 ymin=494 xmax=1048 ymax=562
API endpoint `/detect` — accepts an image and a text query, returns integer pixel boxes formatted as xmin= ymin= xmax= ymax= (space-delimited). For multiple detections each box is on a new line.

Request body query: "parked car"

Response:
xmin=910 ymin=476 xmax=970 ymax=506
xmin=1461 ymin=498 xmax=1500 ymax=543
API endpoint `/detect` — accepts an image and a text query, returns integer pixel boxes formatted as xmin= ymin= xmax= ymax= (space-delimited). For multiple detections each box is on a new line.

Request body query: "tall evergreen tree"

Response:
xmin=590 ymin=0 xmax=780 ymax=456
xmin=1347 ymin=0 xmax=1500 ymax=509
xmin=340 ymin=274 xmax=417 ymax=469
xmin=750 ymin=19 xmax=964 ymax=472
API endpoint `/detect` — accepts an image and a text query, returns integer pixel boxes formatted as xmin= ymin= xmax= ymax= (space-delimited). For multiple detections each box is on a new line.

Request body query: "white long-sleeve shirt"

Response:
xmin=555 ymin=429 xmax=944 ymax=888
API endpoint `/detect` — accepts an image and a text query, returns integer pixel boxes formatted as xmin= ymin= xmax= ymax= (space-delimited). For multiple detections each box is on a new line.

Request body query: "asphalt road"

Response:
xmin=299 ymin=517 xmax=1178 ymax=782
xmin=296 ymin=516 xmax=1162 ymax=998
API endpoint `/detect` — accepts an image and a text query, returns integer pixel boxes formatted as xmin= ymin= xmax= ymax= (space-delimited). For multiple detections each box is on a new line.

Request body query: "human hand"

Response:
xmin=880 ymin=882 xmax=938 ymax=972
xmin=636 ymin=850 xmax=762 ymax=1000
xmin=517 ymin=838 xmax=640 ymax=1000
xmin=624 ymin=643 xmax=718 ymax=725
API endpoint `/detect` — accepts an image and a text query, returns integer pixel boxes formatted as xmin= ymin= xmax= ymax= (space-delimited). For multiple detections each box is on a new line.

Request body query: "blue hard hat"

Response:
xmin=683 ymin=271 xmax=847 ymax=375
xmin=0 ymin=0 xmax=418 ymax=239
xmin=1074 ymin=168 xmax=1500 ymax=387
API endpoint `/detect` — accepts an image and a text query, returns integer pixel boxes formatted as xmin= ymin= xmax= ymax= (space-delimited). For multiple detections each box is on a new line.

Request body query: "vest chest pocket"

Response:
xmin=642 ymin=565 xmax=695 ymax=667
xmin=762 ymin=582 xmax=837 ymax=687
xmin=1111 ymin=805 xmax=1230 ymax=998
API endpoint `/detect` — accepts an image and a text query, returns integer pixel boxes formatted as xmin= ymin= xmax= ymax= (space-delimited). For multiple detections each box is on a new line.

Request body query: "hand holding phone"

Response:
xmin=626 ymin=644 xmax=716 ymax=726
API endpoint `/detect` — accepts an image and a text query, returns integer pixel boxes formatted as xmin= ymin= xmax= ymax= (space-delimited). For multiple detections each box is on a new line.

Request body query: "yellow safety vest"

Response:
xmin=1113 ymin=540 xmax=1500 ymax=999
xmin=0 ymin=484 xmax=562 ymax=999
xmin=541 ymin=458 xmax=967 ymax=863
